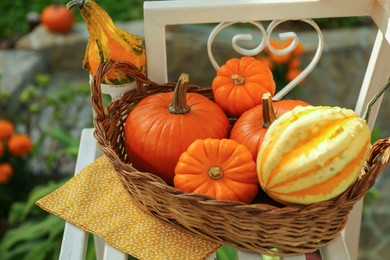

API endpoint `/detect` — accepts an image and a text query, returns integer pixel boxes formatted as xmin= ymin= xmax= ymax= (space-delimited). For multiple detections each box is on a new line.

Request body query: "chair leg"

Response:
xmin=319 ymin=234 xmax=351 ymax=260
xmin=59 ymin=128 xmax=99 ymax=260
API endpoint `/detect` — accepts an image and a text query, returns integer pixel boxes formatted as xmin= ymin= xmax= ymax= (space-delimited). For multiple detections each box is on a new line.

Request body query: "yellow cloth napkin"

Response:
xmin=36 ymin=156 xmax=221 ymax=260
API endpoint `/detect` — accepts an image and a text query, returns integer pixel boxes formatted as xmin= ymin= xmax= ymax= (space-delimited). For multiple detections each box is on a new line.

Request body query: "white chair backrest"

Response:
xmin=143 ymin=1 xmax=389 ymax=259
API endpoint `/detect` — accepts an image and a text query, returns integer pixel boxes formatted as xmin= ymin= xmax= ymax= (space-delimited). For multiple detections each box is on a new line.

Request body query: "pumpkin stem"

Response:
xmin=231 ymin=74 xmax=245 ymax=85
xmin=208 ymin=166 xmax=224 ymax=180
xmin=169 ymin=73 xmax=191 ymax=114
xmin=66 ymin=0 xmax=85 ymax=10
xmin=262 ymin=92 xmax=278 ymax=128
xmin=362 ymin=79 xmax=390 ymax=122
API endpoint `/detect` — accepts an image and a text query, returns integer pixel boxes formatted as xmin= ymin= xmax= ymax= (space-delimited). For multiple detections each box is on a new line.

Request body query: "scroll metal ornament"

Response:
xmin=207 ymin=19 xmax=324 ymax=100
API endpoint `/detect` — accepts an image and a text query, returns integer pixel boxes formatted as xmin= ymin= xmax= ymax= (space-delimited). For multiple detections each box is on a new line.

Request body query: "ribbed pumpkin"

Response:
xmin=230 ymin=93 xmax=309 ymax=160
xmin=174 ymin=138 xmax=259 ymax=204
xmin=124 ymin=74 xmax=230 ymax=185
xmin=257 ymin=105 xmax=372 ymax=205
xmin=211 ymin=56 xmax=276 ymax=117
xmin=67 ymin=0 xmax=146 ymax=84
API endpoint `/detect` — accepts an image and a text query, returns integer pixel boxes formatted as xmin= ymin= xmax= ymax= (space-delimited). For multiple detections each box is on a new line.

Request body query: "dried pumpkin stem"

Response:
xmin=66 ymin=0 xmax=85 ymax=10
xmin=169 ymin=73 xmax=191 ymax=114
xmin=363 ymin=79 xmax=390 ymax=122
xmin=208 ymin=166 xmax=224 ymax=180
xmin=231 ymin=74 xmax=245 ymax=85
xmin=262 ymin=92 xmax=278 ymax=128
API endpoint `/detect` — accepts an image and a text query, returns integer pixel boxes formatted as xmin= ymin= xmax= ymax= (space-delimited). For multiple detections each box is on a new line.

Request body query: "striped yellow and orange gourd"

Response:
xmin=257 ymin=105 xmax=371 ymax=205
xmin=67 ymin=0 xmax=147 ymax=84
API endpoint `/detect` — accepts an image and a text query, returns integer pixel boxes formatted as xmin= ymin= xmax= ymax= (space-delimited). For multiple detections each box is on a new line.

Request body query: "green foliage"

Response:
xmin=371 ymin=126 xmax=384 ymax=143
xmin=0 ymin=156 xmax=36 ymax=220
xmin=13 ymin=73 xmax=92 ymax=178
xmin=314 ymin=17 xmax=373 ymax=29
xmin=0 ymin=179 xmax=101 ymax=260
xmin=0 ymin=72 xmax=92 ymax=244
xmin=216 ymin=246 xmax=237 ymax=260
xmin=0 ymin=0 xmax=145 ymax=40
xmin=0 ymin=180 xmax=66 ymax=260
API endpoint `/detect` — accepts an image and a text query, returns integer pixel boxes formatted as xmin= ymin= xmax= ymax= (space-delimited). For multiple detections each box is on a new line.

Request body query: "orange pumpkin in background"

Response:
xmin=174 ymin=138 xmax=259 ymax=204
xmin=40 ymin=4 xmax=75 ymax=33
xmin=211 ymin=56 xmax=276 ymax=117
xmin=124 ymin=74 xmax=230 ymax=185
xmin=230 ymin=93 xmax=310 ymax=160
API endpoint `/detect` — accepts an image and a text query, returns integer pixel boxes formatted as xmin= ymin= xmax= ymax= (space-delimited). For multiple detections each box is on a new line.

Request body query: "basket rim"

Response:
xmin=89 ymin=60 xmax=390 ymax=256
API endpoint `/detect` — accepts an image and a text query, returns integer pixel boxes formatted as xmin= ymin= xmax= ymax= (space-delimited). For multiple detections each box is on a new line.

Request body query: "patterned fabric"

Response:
xmin=36 ymin=156 xmax=221 ymax=260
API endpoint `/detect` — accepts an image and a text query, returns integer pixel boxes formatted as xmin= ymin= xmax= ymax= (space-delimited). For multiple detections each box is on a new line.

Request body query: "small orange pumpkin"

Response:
xmin=40 ymin=4 xmax=75 ymax=33
xmin=230 ymin=93 xmax=310 ymax=160
xmin=211 ymin=56 xmax=276 ymax=117
xmin=124 ymin=74 xmax=230 ymax=185
xmin=174 ymin=138 xmax=259 ymax=204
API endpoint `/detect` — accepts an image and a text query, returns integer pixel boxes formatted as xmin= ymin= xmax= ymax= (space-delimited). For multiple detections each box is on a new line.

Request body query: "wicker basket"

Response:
xmin=91 ymin=60 xmax=390 ymax=256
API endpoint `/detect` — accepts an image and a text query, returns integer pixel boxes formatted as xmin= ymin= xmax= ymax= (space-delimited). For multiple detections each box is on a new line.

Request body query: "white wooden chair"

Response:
xmin=59 ymin=0 xmax=390 ymax=259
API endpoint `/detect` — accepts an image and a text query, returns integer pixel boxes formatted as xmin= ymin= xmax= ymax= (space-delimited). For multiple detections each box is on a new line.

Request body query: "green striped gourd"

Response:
xmin=257 ymin=105 xmax=371 ymax=205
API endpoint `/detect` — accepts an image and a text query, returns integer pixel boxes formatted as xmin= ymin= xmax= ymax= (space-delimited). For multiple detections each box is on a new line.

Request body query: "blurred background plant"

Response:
xmin=0 ymin=73 xmax=92 ymax=258
xmin=0 ymin=119 xmax=34 ymax=219
xmin=254 ymin=38 xmax=305 ymax=92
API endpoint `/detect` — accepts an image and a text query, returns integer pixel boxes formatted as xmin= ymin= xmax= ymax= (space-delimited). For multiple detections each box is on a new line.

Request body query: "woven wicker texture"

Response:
xmin=91 ymin=60 xmax=390 ymax=256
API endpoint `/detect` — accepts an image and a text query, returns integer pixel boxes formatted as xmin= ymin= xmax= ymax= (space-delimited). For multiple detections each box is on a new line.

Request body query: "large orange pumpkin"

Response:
xmin=257 ymin=105 xmax=372 ymax=205
xmin=174 ymin=138 xmax=259 ymax=204
xmin=211 ymin=56 xmax=276 ymax=117
xmin=124 ymin=74 xmax=230 ymax=185
xmin=230 ymin=93 xmax=310 ymax=160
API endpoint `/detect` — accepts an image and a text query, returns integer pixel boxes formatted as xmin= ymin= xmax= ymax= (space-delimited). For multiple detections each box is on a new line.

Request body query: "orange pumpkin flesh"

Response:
xmin=124 ymin=74 xmax=230 ymax=185
xmin=174 ymin=138 xmax=259 ymax=204
xmin=230 ymin=93 xmax=310 ymax=160
xmin=211 ymin=56 xmax=276 ymax=117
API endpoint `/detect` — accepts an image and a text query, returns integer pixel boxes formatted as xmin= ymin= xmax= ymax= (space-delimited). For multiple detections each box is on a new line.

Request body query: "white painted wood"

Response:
xmin=206 ymin=252 xmax=217 ymax=260
xmin=59 ymin=223 xmax=89 ymax=260
xmin=72 ymin=128 xmax=100 ymax=172
xmin=237 ymin=249 xmax=262 ymax=259
xmin=371 ymin=0 xmax=390 ymax=43
xmin=355 ymin=30 xmax=390 ymax=126
xmin=144 ymin=0 xmax=372 ymax=83
xmin=319 ymin=233 xmax=351 ymax=260
xmin=59 ymin=128 xmax=99 ymax=260
xmin=282 ymin=254 xmax=306 ymax=260
xmin=103 ymin=243 xmax=127 ymax=260
xmin=94 ymin=235 xmax=105 ymax=260
xmin=346 ymin=29 xmax=390 ymax=260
